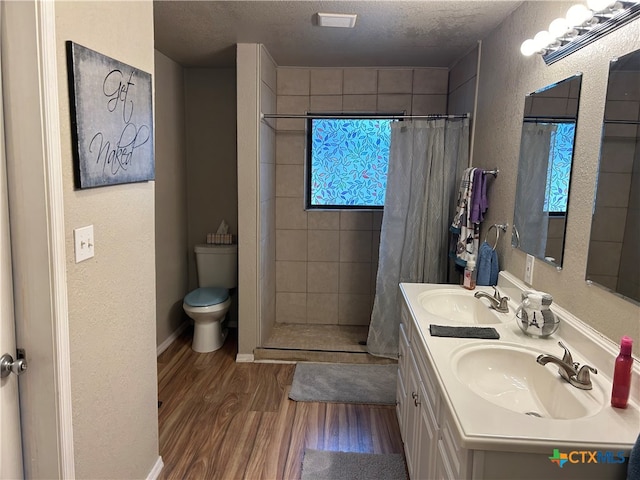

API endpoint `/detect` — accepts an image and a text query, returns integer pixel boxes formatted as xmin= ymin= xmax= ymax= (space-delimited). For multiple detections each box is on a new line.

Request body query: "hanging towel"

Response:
xmin=470 ymin=168 xmax=487 ymax=223
xmin=480 ymin=171 xmax=489 ymax=217
xmin=450 ymin=168 xmax=478 ymax=266
xmin=450 ymin=167 xmax=473 ymax=231
xmin=476 ymin=241 xmax=499 ymax=286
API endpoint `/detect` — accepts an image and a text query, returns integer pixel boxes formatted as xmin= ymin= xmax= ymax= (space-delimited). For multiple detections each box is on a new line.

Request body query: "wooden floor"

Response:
xmin=157 ymin=328 xmax=405 ymax=480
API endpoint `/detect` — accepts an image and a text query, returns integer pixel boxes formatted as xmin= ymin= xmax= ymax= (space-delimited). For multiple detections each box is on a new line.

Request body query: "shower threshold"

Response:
xmin=255 ymin=324 xmax=396 ymax=365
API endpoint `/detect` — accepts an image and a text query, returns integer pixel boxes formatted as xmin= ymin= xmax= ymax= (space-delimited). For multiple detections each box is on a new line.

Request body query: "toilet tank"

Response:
xmin=194 ymin=244 xmax=238 ymax=288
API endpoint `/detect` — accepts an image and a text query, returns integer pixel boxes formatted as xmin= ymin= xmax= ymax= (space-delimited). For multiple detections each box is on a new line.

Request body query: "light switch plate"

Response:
xmin=74 ymin=225 xmax=94 ymax=263
xmin=525 ymin=254 xmax=534 ymax=285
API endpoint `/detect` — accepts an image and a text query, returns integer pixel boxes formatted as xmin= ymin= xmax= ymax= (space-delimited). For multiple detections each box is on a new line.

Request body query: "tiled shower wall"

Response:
xmin=260 ymin=46 xmax=277 ymax=343
xmin=274 ymin=67 xmax=448 ymax=325
xmin=587 ymin=68 xmax=640 ymax=299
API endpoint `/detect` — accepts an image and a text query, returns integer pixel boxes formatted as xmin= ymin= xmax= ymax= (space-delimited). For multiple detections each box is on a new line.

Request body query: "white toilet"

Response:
xmin=183 ymin=244 xmax=237 ymax=353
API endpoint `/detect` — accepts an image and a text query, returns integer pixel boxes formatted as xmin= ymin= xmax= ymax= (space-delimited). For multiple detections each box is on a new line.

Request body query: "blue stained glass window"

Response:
xmin=307 ymin=117 xmax=393 ymax=208
xmin=544 ymin=122 xmax=575 ymax=213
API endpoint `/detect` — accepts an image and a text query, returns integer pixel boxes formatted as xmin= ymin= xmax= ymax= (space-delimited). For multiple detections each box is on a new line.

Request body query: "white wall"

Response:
xmin=55 ymin=1 xmax=159 ymax=477
xmin=155 ymin=50 xmax=188 ymax=348
xmin=448 ymin=46 xmax=478 ymax=116
xmin=185 ymin=68 xmax=238 ymax=291
xmin=236 ymin=44 xmax=261 ymax=357
xmin=154 ymin=58 xmax=239 ymax=347
xmin=474 ymin=1 xmax=640 ymax=344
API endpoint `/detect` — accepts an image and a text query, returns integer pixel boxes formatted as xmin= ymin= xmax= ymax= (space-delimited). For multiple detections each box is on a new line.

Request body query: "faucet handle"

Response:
xmin=576 ymin=364 xmax=597 ymax=383
xmin=557 ymin=341 xmax=574 ymax=367
xmin=493 ymin=287 xmax=509 ymax=309
xmin=493 ymin=286 xmax=508 ymax=300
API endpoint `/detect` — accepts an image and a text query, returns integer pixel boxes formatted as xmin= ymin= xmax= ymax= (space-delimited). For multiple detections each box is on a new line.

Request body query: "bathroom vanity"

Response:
xmin=396 ymin=273 xmax=639 ymax=479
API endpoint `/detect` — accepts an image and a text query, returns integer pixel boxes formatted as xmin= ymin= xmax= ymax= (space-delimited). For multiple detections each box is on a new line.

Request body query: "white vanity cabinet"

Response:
xmin=399 ymin=299 xmax=471 ymax=480
xmin=397 ymin=289 xmax=632 ymax=480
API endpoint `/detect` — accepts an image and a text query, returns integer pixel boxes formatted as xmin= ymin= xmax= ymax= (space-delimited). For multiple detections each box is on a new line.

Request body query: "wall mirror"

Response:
xmin=586 ymin=48 xmax=640 ymax=304
xmin=512 ymin=74 xmax=583 ymax=267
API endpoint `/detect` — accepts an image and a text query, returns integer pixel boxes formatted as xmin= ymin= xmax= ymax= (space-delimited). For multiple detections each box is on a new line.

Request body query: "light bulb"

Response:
xmin=520 ymin=39 xmax=538 ymax=56
xmin=549 ymin=17 xmax=570 ymax=38
xmin=587 ymin=0 xmax=615 ymax=12
xmin=566 ymin=4 xmax=594 ymax=27
xmin=533 ymin=30 xmax=553 ymax=50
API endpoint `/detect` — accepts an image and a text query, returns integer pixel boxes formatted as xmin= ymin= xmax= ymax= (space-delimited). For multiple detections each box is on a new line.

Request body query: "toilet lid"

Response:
xmin=184 ymin=287 xmax=229 ymax=307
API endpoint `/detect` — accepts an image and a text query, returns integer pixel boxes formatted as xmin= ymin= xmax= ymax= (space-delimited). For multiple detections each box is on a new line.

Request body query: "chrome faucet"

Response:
xmin=536 ymin=341 xmax=597 ymax=390
xmin=474 ymin=287 xmax=510 ymax=313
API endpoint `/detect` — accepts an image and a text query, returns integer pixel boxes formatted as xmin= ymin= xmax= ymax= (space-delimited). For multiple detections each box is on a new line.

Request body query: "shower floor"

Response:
xmin=255 ymin=323 xmax=396 ymax=365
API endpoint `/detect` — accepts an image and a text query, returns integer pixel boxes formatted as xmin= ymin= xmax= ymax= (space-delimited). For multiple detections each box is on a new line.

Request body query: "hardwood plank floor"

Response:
xmin=157 ymin=327 xmax=404 ymax=480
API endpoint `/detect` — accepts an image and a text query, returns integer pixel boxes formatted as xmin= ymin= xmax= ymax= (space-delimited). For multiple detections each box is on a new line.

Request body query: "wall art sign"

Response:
xmin=67 ymin=41 xmax=154 ymax=188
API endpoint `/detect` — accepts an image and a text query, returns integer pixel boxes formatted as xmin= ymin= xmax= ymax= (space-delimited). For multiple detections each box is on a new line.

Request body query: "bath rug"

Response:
xmin=429 ymin=324 xmax=500 ymax=339
xmin=301 ymin=449 xmax=407 ymax=480
xmin=289 ymin=363 xmax=397 ymax=405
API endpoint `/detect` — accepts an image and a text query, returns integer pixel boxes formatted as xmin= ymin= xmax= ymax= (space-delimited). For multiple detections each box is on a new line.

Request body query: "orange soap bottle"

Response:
xmin=462 ymin=257 xmax=477 ymax=290
xmin=611 ymin=336 xmax=634 ymax=409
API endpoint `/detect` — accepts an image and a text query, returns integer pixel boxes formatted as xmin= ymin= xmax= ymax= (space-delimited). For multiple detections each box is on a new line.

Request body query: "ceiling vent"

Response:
xmin=316 ymin=12 xmax=357 ymax=28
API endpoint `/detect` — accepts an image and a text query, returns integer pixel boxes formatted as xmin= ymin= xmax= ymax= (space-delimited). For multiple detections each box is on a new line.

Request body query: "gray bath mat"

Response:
xmin=301 ymin=449 xmax=407 ymax=480
xmin=289 ymin=363 xmax=397 ymax=404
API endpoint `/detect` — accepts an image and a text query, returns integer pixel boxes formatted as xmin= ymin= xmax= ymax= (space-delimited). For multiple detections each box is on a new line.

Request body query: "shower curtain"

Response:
xmin=513 ymin=122 xmax=555 ymax=259
xmin=367 ymin=118 xmax=470 ymax=358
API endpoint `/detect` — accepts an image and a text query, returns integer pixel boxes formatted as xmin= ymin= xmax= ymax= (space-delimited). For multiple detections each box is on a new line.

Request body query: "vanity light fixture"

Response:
xmin=520 ymin=1 xmax=640 ymax=65
xmin=316 ymin=12 xmax=358 ymax=28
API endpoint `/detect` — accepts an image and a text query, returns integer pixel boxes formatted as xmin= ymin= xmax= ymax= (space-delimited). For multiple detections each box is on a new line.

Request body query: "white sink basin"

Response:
xmin=452 ymin=344 xmax=606 ymax=419
xmin=418 ymin=288 xmax=512 ymax=324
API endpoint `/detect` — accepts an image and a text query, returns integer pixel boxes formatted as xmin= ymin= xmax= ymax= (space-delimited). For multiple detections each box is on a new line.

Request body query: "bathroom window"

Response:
xmin=544 ymin=122 xmax=575 ymax=214
xmin=306 ymin=115 xmax=396 ymax=209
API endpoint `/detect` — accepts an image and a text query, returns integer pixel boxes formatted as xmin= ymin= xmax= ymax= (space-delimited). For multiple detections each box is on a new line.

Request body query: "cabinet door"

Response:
xmin=438 ymin=407 xmax=472 ymax=479
xmin=397 ymin=323 xmax=409 ymax=435
xmin=435 ymin=439 xmax=457 ymax=480
xmin=405 ymin=350 xmax=421 ymax=479
xmin=396 ymin=366 xmax=405 ymax=433
xmin=415 ymin=377 xmax=438 ymax=480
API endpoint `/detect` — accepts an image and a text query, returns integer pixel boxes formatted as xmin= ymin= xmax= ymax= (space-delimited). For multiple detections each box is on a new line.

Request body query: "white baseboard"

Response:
xmin=147 ymin=456 xmax=164 ymax=480
xmin=157 ymin=321 xmax=189 ymax=357
xmin=236 ymin=353 xmax=254 ymax=363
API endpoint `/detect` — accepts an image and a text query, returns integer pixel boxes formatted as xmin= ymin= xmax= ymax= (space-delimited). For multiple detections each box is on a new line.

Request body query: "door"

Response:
xmin=0 ymin=8 xmax=24 ymax=474
xmin=1 ymin=1 xmax=75 ymax=476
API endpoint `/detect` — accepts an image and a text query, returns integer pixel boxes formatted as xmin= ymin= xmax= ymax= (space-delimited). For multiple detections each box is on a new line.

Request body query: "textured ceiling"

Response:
xmin=154 ymin=1 xmax=523 ymax=68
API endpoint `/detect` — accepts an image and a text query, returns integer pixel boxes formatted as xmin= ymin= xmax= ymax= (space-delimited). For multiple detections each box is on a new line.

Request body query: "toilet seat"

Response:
xmin=184 ymin=287 xmax=229 ymax=307
xmin=183 ymin=287 xmax=232 ymax=353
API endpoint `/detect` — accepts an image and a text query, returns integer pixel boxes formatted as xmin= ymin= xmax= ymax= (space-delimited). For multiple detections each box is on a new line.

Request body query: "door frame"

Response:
xmin=1 ymin=1 xmax=74 ymax=477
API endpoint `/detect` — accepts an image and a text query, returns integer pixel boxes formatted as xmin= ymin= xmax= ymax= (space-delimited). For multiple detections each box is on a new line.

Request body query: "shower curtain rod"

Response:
xmin=523 ymin=116 xmax=576 ymax=123
xmin=260 ymin=112 xmax=470 ymax=120
xmin=604 ymin=119 xmax=640 ymax=125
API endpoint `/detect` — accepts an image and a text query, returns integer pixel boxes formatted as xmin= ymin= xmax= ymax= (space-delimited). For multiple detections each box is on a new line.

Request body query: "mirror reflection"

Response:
xmin=586 ymin=48 xmax=640 ymax=304
xmin=512 ymin=74 xmax=583 ymax=267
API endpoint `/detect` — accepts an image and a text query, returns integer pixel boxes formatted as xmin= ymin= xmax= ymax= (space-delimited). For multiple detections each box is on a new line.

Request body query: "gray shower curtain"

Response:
xmin=513 ymin=122 xmax=554 ymax=259
xmin=367 ymin=118 xmax=469 ymax=358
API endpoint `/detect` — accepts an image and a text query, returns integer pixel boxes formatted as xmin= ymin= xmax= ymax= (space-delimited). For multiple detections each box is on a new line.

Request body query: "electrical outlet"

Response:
xmin=74 ymin=225 xmax=94 ymax=263
xmin=525 ymin=254 xmax=534 ymax=285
